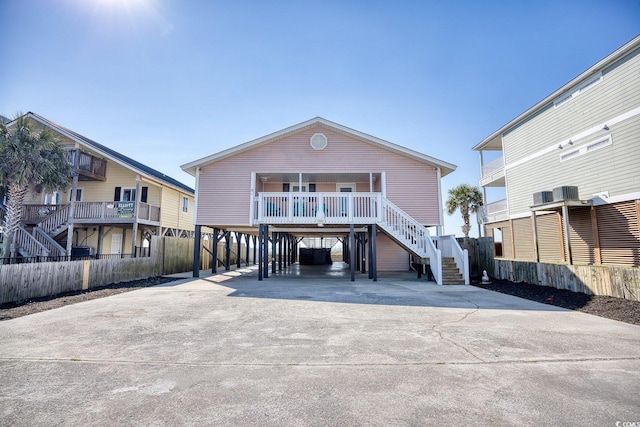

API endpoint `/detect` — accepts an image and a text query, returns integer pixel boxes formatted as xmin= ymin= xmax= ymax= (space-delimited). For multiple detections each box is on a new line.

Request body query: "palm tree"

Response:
xmin=0 ymin=114 xmax=72 ymax=261
xmin=446 ymin=184 xmax=483 ymax=238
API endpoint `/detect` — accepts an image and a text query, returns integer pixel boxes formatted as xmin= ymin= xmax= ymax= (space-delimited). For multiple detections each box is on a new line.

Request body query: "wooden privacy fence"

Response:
xmin=457 ymin=237 xmax=495 ymax=279
xmin=457 ymin=237 xmax=638 ymax=301
xmin=0 ymin=235 xmax=255 ymax=304
xmin=493 ymin=259 xmax=640 ymax=301
xmin=0 ymin=256 xmax=161 ymax=305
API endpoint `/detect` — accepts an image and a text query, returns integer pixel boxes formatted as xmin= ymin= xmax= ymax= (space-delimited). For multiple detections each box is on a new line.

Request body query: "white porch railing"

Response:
xmin=433 ymin=235 xmax=469 ymax=285
xmin=256 ymin=192 xmax=381 ymax=225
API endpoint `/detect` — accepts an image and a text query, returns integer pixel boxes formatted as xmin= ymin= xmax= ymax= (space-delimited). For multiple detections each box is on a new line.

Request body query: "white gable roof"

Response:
xmin=181 ymin=117 xmax=457 ymax=177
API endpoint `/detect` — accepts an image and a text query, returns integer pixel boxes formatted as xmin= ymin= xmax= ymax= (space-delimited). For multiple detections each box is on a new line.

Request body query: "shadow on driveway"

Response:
xmin=177 ymin=264 xmax=567 ymax=312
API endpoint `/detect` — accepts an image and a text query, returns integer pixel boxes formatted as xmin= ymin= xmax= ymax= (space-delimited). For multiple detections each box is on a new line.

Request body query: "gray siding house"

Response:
xmin=474 ymin=35 xmax=640 ymax=267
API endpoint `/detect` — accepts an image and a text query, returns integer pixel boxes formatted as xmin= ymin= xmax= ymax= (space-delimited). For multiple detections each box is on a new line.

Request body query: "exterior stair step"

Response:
xmin=441 ymin=257 xmax=464 ymax=285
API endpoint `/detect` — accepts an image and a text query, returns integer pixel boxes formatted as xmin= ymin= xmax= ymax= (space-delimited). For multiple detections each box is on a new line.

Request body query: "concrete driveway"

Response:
xmin=1 ymin=265 xmax=639 ymax=426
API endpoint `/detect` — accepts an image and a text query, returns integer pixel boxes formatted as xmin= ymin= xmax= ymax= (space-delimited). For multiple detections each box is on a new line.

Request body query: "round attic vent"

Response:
xmin=310 ymin=133 xmax=328 ymax=150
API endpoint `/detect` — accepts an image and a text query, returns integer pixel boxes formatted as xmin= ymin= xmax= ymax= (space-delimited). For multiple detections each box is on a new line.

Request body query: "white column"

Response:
xmin=130 ymin=175 xmax=141 ymax=256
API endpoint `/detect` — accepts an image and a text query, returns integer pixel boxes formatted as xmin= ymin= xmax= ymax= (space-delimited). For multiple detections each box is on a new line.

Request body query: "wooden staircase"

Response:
xmin=11 ymin=205 xmax=69 ymax=261
xmin=441 ymin=257 xmax=465 ymax=285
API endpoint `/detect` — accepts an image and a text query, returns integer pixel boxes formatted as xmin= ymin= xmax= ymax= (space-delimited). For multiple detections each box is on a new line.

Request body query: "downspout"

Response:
xmin=249 ymin=172 xmax=256 ymax=225
xmin=435 ymin=167 xmax=443 ymax=236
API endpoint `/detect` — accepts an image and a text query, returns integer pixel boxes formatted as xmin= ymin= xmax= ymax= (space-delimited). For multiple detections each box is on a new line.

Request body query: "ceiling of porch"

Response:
xmin=256 ymin=172 xmax=380 ymax=183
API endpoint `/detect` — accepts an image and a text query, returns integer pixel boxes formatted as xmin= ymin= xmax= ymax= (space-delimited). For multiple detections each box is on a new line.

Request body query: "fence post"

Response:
xmin=82 ymin=260 xmax=90 ymax=290
xmin=193 ymin=225 xmax=201 ymax=278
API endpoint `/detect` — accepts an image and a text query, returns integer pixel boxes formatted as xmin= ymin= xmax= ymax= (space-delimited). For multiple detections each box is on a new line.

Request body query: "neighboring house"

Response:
xmin=182 ymin=117 xmax=468 ymax=284
xmin=6 ymin=112 xmax=195 ymax=260
xmin=474 ymin=36 xmax=640 ymax=267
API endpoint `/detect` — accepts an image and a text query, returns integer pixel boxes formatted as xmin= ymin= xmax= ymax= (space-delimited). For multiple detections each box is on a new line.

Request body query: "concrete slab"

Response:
xmin=1 ymin=265 xmax=639 ymax=426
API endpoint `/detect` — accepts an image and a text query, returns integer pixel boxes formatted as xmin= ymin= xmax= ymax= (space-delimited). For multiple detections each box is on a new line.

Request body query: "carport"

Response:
xmin=191 ymin=223 xmax=380 ymax=282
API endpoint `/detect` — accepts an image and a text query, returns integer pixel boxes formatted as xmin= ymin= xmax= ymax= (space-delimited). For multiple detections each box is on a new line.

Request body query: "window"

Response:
xmin=44 ymin=192 xmax=61 ymax=205
xmin=122 ymin=188 xmax=136 ymax=201
xmin=310 ymin=133 xmax=328 ymax=150
xmin=560 ymin=135 xmax=612 ymax=162
xmin=69 ymin=188 xmax=83 ymax=202
xmin=553 ymin=72 xmax=603 ymax=109
xmin=182 ymin=197 xmax=189 ymax=213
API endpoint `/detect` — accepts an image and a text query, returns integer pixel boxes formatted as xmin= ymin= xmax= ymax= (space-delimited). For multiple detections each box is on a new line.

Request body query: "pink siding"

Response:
xmin=196 ymin=125 xmax=441 ymax=226
xmin=376 ymin=233 xmax=411 ymax=271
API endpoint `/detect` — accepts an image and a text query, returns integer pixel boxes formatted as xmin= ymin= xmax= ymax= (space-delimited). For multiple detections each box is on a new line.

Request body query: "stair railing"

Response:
xmin=38 ymin=204 xmax=70 ymax=235
xmin=32 ymin=227 xmax=66 ymax=258
xmin=378 ymin=196 xmax=441 ymax=284
xmin=15 ymin=227 xmax=50 ymax=261
xmin=433 ymin=235 xmax=469 ymax=285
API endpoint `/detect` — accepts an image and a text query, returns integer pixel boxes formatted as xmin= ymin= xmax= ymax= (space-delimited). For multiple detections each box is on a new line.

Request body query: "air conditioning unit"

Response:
xmin=533 ymin=191 xmax=554 ymax=206
xmin=71 ymin=246 xmax=94 ymax=259
xmin=553 ymin=186 xmax=579 ymax=201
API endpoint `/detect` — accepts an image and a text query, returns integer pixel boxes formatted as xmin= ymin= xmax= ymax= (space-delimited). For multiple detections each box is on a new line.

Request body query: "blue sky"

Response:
xmin=1 ymin=0 xmax=638 ymax=237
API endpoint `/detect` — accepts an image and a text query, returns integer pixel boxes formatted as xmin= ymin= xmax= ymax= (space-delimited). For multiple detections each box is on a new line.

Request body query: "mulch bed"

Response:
xmin=473 ymin=279 xmax=640 ymax=326
xmin=0 ymin=276 xmax=179 ymax=321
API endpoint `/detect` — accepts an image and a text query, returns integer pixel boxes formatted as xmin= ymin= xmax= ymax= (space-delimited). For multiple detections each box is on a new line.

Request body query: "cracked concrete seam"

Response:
xmin=431 ymin=298 xmax=484 ymax=362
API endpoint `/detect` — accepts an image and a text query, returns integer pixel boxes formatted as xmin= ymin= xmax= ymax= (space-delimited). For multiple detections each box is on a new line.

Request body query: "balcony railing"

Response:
xmin=480 ymin=155 xmax=505 ymax=186
xmin=74 ymin=202 xmax=160 ymax=222
xmin=481 ymin=155 xmax=504 ymax=176
xmin=23 ymin=202 xmax=160 ymax=224
xmin=66 ymin=149 xmax=107 ymax=181
xmin=480 ymin=199 xmax=508 ymax=223
xmin=255 ymin=192 xmax=381 ymax=225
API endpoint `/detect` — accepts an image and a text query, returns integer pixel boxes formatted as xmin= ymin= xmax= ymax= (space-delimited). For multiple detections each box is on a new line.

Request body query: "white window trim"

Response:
xmin=44 ymin=192 xmax=61 ymax=205
xmin=122 ymin=187 xmax=137 ymax=202
xmin=560 ymin=134 xmax=612 ymax=162
xmin=553 ymin=71 xmax=603 ymax=109
xmin=182 ymin=196 xmax=189 ymax=213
